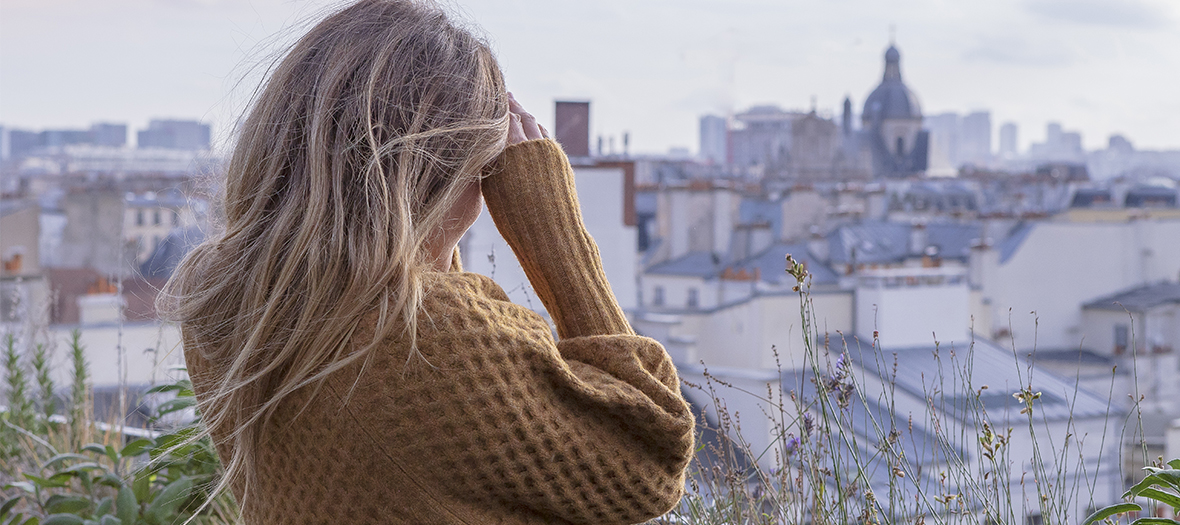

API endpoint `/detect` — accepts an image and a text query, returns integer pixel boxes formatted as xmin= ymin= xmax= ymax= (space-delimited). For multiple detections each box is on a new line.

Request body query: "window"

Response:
xmin=1026 ymin=514 xmax=1043 ymax=525
xmin=687 ymin=288 xmax=699 ymax=309
xmin=135 ymin=209 xmax=144 ymax=226
xmin=1114 ymin=324 xmax=1129 ymax=355
xmin=172 ymin=210 xmax=180 ymax=226
xmin=896 ymin=136 xmax=905 ymax=156
xmin=153 ymin=209 xmax=161 ymax=226
xmin=652 ymin=286 xmax=664 ymax=307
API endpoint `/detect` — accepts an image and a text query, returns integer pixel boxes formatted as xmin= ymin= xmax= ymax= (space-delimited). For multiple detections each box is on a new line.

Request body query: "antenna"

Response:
xmin=889 ymin=24 xmax=896 ymax=44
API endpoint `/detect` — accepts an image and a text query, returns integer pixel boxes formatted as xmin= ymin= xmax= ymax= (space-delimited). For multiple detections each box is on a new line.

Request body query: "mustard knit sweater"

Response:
xmin=185 ymin=139 xmax=696 ymax=524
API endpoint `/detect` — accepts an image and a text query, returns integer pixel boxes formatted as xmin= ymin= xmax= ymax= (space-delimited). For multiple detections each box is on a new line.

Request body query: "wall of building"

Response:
xmin=48 ymin=321 xmax=184 ymax=389
xmin=855 ymin=268 xmax=972 ymax=348
xmin=462 ymin=164 xmax=638 ymax=314
xmin=987 ymin=220 xmax=1180 ymax=350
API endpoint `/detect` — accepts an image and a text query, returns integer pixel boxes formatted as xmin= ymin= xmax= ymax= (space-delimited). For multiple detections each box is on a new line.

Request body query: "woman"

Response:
xmin=164 ymin=0 xmax=695 ymax=523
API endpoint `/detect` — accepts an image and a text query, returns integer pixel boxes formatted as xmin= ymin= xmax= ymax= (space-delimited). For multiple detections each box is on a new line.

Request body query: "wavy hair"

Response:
xmin=160 ymin=0 xmax=508 ymax=509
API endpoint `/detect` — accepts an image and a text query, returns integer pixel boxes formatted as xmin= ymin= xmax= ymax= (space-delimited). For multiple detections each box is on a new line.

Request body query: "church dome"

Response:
xmin=862 ymin=45 xmax=922 ymax=123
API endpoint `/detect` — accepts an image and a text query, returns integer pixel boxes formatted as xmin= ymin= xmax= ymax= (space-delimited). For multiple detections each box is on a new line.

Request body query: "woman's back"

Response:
xmin=169 ymin=1 xmax=695 ymax=522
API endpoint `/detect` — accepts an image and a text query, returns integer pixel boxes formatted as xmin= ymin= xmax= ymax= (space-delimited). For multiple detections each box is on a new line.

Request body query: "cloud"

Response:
xmin=961 ymin=36 xmax=1074 ymax=67
xmin=1024 ymin=0 xmax=1172 ymax=29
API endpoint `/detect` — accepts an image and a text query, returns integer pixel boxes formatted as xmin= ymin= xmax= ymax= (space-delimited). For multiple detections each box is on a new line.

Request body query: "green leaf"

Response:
xmin=115 ymin=487 xmax=136 ymax=525
xmin=1082 ymin=502 xmax=1142 ymax=525
xmin=41 ymin=454 xmax=92 ymax=471
xmin=131 ymin=471 xmax=151 ymax=503
xmin=153 ymin=398 xmax=196 ymax=419
xmin=103 ymin=446 xmax=119 ymax=465
xmin=19 ymin=517 xmax=39 ymax=525
xmin=1168 ymin=459 xmax=1180 ymax=470
xmin=1 ymin=496 xmax=21 ymax=517
xmin=22 ymin=473 xmax=70 ymax=489
xmin=60 ymin=463 xmax=108 ymax=475
xmin=1128 ymin=519 xmax=1180 ymax=525
xmin=99 ymin=517 xmax=121 ymax=525
xmin=3 ymin=482 xmax=36 ymax=494
xmin=81 ymin=445 xmax=107 ymax=456
xmin=1138 ymin=487 xmax=1180 ymax=511
xmin=44 ymin=495 xmax=92 ymax=515
xmin=94 ymin=497 xmax=112 ymax=517
xmin=119 ymin=439 xmax=154 ymax=458
xmin=144 ymin=477 xmax=192 ymax=523
xmin=40 ymin=515 xmax=83 ymax=525
xmin=95 ymin=474 xmax=124 ymax=489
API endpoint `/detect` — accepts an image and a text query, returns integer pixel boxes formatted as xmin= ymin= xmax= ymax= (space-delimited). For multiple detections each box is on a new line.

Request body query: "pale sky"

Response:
xmin=2 ymin=0 xmax=1178 ymax=154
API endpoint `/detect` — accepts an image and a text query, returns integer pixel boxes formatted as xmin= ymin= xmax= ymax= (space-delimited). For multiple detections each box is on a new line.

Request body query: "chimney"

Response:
xmin=808 ymin=228 xmax=829 ymax=263
xmin=554 ymin=101 xmax=590 ymax=157
xmin=909 ymin=222 xmax=928 ymax=256
xmin=78 ymin=293 xmax=123 ymax=325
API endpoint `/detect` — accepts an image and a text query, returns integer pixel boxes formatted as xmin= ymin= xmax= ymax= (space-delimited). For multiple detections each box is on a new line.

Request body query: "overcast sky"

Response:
xmin=2 ymin=0 xmax=1178 ymax=154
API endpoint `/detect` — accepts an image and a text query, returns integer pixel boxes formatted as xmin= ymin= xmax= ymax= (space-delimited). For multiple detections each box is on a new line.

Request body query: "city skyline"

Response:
xmin=2 ymin=0 xmax=1178 ymax=154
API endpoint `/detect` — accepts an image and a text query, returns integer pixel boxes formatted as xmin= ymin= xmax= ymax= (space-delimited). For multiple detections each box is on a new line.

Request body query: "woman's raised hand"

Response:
xmin=507 ymin=93 xmax=549 ymax=146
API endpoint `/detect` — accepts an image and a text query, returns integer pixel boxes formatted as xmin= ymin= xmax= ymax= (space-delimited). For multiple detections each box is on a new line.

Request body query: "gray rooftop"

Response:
xmin=1082 ymin=282 xmax=1180 ymax=312
xmin=827 ymin=221 xmax=982 ymax=265
xmin=645 ymin=251 xmax=720 ymax=278
xmin=853 ymin=338 xmax=1114 ymax=423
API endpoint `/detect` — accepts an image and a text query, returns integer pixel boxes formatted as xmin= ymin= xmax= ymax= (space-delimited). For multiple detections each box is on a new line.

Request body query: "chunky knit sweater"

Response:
xmin=185 ymin=139 xmax=696 ymax=524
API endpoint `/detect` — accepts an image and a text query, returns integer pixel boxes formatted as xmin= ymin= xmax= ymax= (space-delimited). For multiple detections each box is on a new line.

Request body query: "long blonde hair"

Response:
xmin=161 ymin=0 xmax=508 ymax=507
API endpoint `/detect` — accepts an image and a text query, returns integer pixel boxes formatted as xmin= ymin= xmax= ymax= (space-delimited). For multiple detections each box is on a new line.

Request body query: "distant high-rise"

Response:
xmin=554 ymin=101 xmax=590 ymax=157
xmin=91 ymin=123 xmax=127 ymax=147
xmin=924 ymin=112 xmax=960 ymax=175
xmin=959 ymin=111 xmax=992 ymax=166
xmin=998 ymin=122 xmax=1018 ymax=157
xmin=137 ymin=120 xmax=211 ymax=150
xmin=699 ymin=115 xmax=727 ymax=165
xmin=1028 ymin=122 xmax=1084 ymax=162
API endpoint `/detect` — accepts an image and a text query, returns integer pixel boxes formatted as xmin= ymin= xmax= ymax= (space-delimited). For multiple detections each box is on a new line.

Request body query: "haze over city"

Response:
xmin=2 ymin=0 xmax=1179 ymax=154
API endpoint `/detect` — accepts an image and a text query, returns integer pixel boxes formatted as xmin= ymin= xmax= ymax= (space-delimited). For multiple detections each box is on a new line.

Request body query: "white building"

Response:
xmin=461 ymin=160 xmax=639 ymax=314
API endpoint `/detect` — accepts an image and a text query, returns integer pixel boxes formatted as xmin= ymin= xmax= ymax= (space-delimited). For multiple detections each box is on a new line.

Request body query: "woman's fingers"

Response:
xmin=508 ymin=92 xmax=543 ymax=142
xmin=507 ymin=111 xmax=527 ymax=145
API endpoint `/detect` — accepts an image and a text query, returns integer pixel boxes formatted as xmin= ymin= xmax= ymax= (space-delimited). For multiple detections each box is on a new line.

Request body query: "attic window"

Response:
xmin=687 ymin=288 xmax=700 ymax=309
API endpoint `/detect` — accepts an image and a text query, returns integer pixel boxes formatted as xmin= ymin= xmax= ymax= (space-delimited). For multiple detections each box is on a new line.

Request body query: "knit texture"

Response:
xmin=185 ymin=138 xmax=695 ymax=524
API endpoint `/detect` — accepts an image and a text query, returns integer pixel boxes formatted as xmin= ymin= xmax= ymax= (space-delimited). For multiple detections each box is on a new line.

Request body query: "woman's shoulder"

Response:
xmin=416 ymin=271 xmax=553 ymax=341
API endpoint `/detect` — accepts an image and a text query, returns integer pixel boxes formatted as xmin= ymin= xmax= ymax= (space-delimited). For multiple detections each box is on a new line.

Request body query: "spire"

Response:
xmin=883 ymin=44 xmax=902 ymax=82
xmin=842 ymin=96 xmax=852 ymax=135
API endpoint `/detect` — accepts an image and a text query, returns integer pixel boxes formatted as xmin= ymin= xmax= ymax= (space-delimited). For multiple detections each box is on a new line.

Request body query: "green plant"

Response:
xmin=1083 ymin=459 xmax=1180 ymax=525
xmin=1 ymin=329 xmax=234 ymax=525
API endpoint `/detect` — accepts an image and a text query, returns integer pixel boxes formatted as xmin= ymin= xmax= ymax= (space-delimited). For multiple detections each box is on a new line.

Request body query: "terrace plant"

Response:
xmin=1 ymin=330 xmax=235 ymax=525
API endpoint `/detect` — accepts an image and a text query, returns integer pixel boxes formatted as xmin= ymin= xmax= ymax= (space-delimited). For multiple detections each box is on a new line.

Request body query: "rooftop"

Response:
xmin=1082 ymin=281 xmax=1180 ymax=312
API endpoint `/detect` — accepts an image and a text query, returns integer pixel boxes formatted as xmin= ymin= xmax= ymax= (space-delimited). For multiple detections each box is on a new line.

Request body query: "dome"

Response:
xmin=862 ymin=45 xmax=922 ymax=123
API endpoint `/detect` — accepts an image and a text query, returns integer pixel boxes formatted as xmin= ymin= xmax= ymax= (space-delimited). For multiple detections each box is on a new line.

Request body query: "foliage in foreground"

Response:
xmin=646 ymin=256 xmax=1176 ymax=525
xmin=3 ymin=259 xmax=1178 ymax=525
xmin=2 ymin=330 xmax=235 ymax=525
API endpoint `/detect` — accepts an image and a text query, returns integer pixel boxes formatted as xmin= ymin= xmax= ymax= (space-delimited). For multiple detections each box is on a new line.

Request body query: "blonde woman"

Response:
xmin=164 ymin=0 xmax=695 ymax=523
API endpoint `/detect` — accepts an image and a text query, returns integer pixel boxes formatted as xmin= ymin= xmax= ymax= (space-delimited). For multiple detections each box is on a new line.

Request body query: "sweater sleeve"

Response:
xmin=368 ymin=274 xmax=695 ymax=524
xmin=480 ymin=138 xmax=632 ymax=339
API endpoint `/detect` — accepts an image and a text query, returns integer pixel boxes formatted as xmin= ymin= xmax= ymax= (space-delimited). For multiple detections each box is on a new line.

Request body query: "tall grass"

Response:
xmin=648 ymin=256 xmax=1164 ymax=525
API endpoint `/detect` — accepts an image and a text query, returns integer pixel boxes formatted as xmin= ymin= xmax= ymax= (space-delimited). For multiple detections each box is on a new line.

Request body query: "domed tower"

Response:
xmin=862 ymin=44 xmax=928 ymax=178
